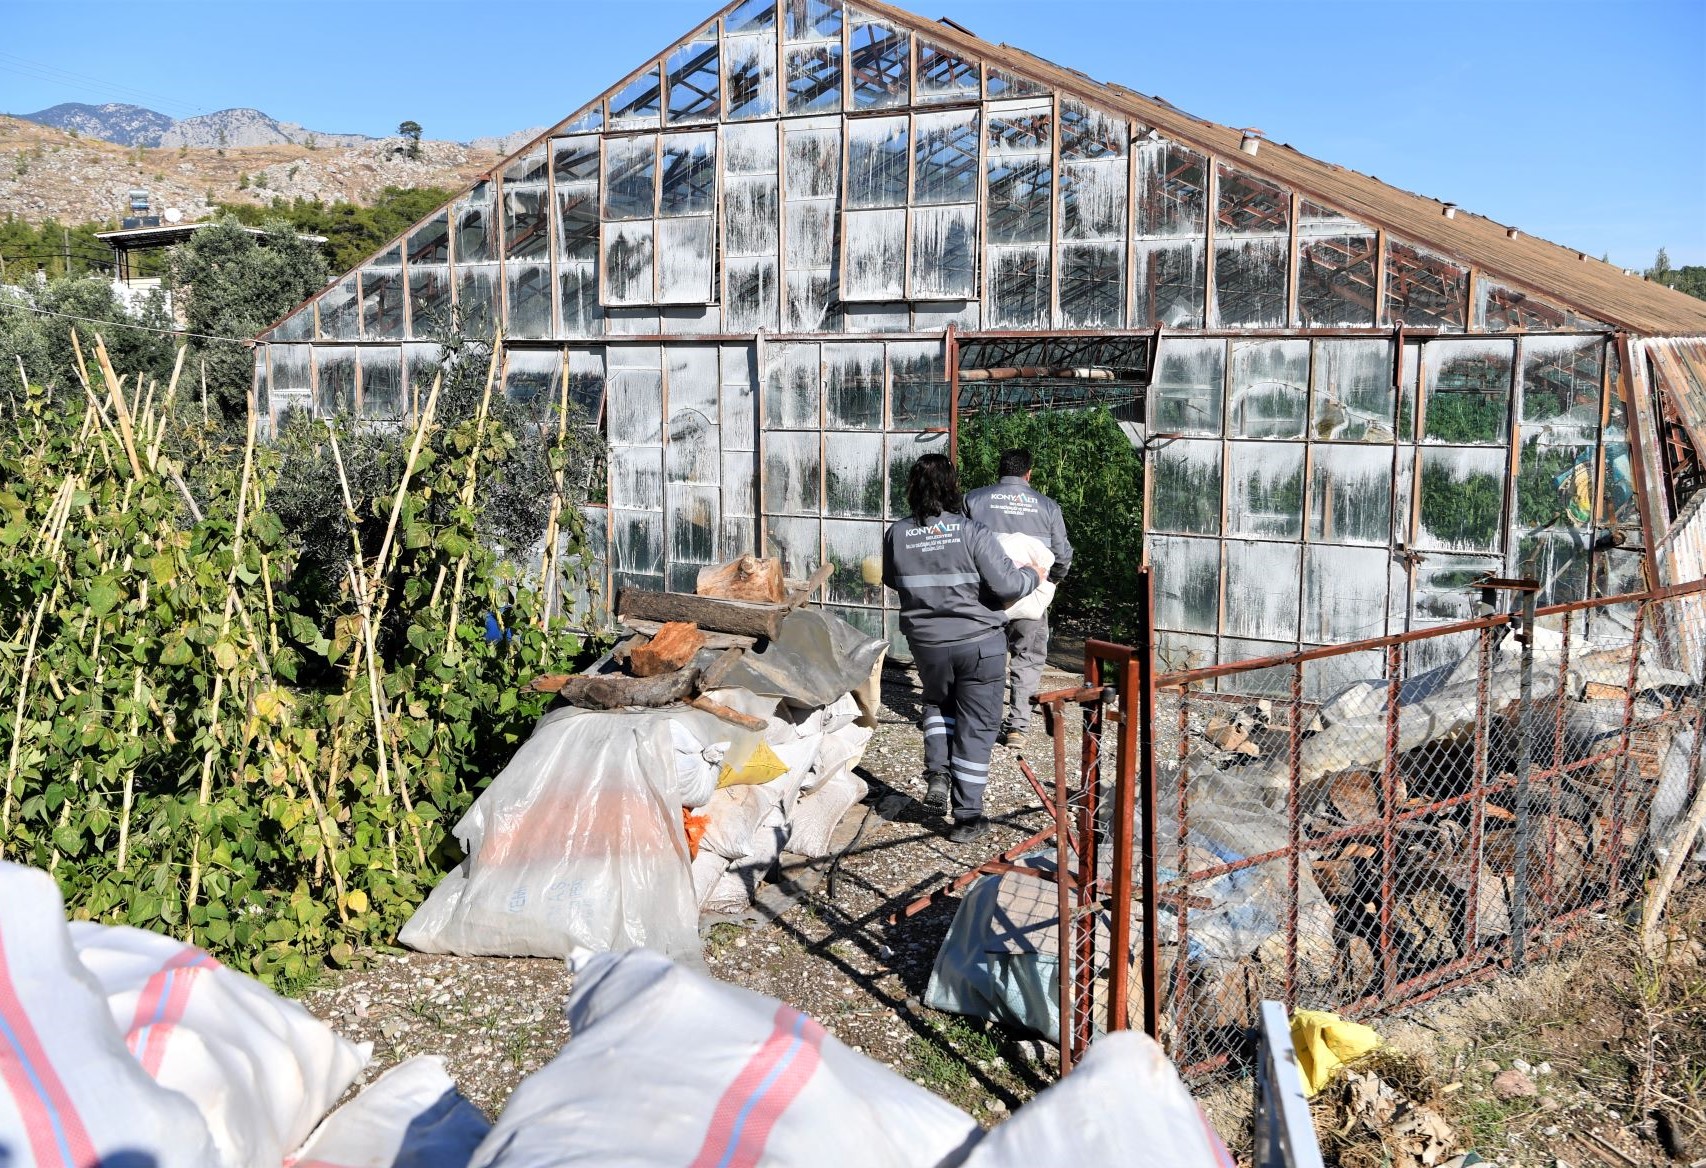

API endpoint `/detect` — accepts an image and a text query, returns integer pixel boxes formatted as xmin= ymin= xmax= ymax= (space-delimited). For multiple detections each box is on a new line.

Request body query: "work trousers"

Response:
xmin=914 ymin=632 xmax=1006 ymax=822
xmin=1003 ymin=615 xmax=1050 ymax=733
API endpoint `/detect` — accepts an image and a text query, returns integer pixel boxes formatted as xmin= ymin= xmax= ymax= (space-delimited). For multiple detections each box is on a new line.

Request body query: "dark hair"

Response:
xmin=907 ymin=453 xmax=962 ymax=522
xmin=997 ymin=448 xmax=1033 ymax=479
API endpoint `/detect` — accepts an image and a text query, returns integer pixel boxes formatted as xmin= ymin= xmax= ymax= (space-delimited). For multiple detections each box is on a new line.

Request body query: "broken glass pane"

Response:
xmin=501 ymin=349 xmax=560 ymax=422
xmin=564 ymin=105 xmax=603 ymax=134
xmin=846 ymin=116 xmax=909 ymax=208
xmin=763 ymin=430 xmax=821 ymax=514
xmin=985 ymin=65 xmax=1049 ymax=98
xmin=317 ymin=277 xmax=358 ymax=340
xmin=1224 ymin=539 xmax=1301 ymax=641
xmin=1302 ymin=545 xmax=1392 ymax=643
xmin=849 ymin=13 xmax=909 ymax=109
xmin=1297 ymin=235 xmax=1377 ymax=327
xmin=785 ymin=126 xmax=841 ymax=197
xmin=558 ymin=263 xmax=602 ymax=337
xmin=764 ymin=342 xmax=820 ymax=427
xmin=1057 ymin=241 xmax=1123 ymax=328
xmin=725 ymin=176 xmax=779 ymax=256
xmin=1309 ymin=445 xmax=1392 ymax=545
xmin=1519 ymin=335 xmax=1602 ymax=435
xmin=503 ymin=186 xmax=549 ymax=260
xmin=784 ymin=271 xmax=838 ymax=333
xmin=1149 ymin=439 xmax=1221 ymax=535
xmin=1516 ymin=433 xmax=1594 ymax=530
xmin=910 ymin=204 xmax=978 ymax=301
xmin=889 ymin=340 xmax=948 ymax=429
xmin=824 ymin=342 xmax=884 ymax=429
xmin=603 ymin=136 xmax=657 ymax=220
xmin=1227 ymin=441 xmax=1304 ymax=538
xmin=726 ymin=0 xmax=776 ymax=33
xmin=842 ymin=209 xmax=906 ymax=301
xmin=1149 ymin=338 xmax=1225 ymax=436
xmin=1215 ymin=165 xmax=1289 ymax=234
xmin=886 ymin=430 xmax=947 ymax=518
xmin=1228 ymin=339 xmax=1308 ymax=438
xmin=825 ymin=432 xmax=885 ymax=515
xmin=566 ymin=348 xmax=605 ymax=417
xmin=917 ymin=39 xmax=978 ymax=102
xmin=726 ymin=257 xmax=780 ymax=331
xmin=1385 ymin=241 xmax=1468 ymax=330
xmin=987 ymin=245 xmax=1050 ymax=328
xmin=1409 ymin=552 xmax=1501 ymax=629
xmin=1423 ymin=339 xmax=1513 ymax=444
xmin=1059 ymin=99 xmax=1126 ymax=160
xmin=1311 ymin=338 xmax=1394 ymax=441
xmin=1132 ymin=240 xmax=1204 ymax=328
xmin=406 ymin=212 xmax=450 ymax=265
xmin=1059 ymin=158 xmax=1126 ymax=240
xmin=360 ymin=266 xmax=404 ymax=340
xmin=1213 ymin=237 xmax=1288 ymax=327
xmin=784 ymin=0 xmax=841 ymax=40
xmin=359 ymin=347 xmax=403 ymax=419
xmin=1416 ymin=446 xmax=1506 ymax=552
xmin=1516 ymin=528 xmax=1590 ymax=606
xmin=609 ymin=67 xmax=663 ymax=130
xmin=556 ymin=185 xmax=599 ymax=262
xmin=657 ymin=217 xmax=714 ymax=304
xmin=506 ymin=263 xmax=553 ymax=339
xmin=669 ymin=483 xmax=720 ymax=565
xmin=913 ymin=110 xmax=979 ymax=204
xmin=723 ymin=30 xmax=778 ymax=120
xmin=607 ymin=363 xmax=663 ymax=445
xmin=315 ymin=347 xmax=356 ymax=415
xmin=667 ymin=39 xmax=720 ymax=124
xmin=1150 ymin=535 xmax=1220 ymax=633
xmin=1297 ymin=200 xmax=1368 ymax=236
xmin=824 ymin=519 xmax=883 ymax=605
xmin=785 ymin=44 xmax=842 ymax=114
xmin=660 ymin=132 xmax=717 ymax=215
xmin=602 ymin=222 xmax=655 ymax=305
xmin=987 ymin=100 xmax=1051 ymax=152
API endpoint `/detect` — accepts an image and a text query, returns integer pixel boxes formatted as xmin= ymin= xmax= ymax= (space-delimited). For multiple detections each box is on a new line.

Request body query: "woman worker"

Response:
xmin=882 ymin=453 xmax=1043 ymax=844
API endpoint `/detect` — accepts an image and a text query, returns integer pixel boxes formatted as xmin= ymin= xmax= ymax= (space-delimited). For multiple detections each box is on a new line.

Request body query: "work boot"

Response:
xmin=999 ymin=726 xmax=1024 ymax=748
xmin=921 ymin=770 xmax=950 ymax=812
xmin=947 ymin=816 xmax=991 ymax=845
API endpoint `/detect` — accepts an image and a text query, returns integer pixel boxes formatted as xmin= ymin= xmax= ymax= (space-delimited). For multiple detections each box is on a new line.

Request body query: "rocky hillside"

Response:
xmin=16 ymin=102 xmax=371 ymax=149
xmin=16 ymin=103 xmax=174 ymax=147
xmin=0 ymin=116 xmax=505 ymax=227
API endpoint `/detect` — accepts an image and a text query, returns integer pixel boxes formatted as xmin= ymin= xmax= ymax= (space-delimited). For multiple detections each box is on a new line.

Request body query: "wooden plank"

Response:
xmin=688 ymin=695 xmax=769 ymax=732
xmin=558 ymin=668 xmax=700 ymax=710
xmin=696 ymin=555 xmax=785 ymax=603
xmin=629 ymin=621 xmax=707 ymax=677
xmin=698 ymin=646 xmax=746 ymax=691
xmin=618 ymin=616 xmax=756 ymax=650
xmin=618 ymin=587 xmax=790 ymax=640
xmin=783 ymin=561 xmax=835 ymax=609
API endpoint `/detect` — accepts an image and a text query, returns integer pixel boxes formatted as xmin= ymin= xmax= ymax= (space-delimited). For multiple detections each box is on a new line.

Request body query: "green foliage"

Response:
xmin=0 ymin=216 xmax=117 ymax=283
xmin=398 ymin=122 xmax=423 ymax=161
xmin=1648 ymin=248 xmax=1706 ymax=303
xmin=0 ymin=335 xmax=598 ymax=984
xmin=215 ymin=186 xmax=457 ymax=274
xmin=958 ymin=407 xmax=1145 ymax=634
xmin=0 ymin=276 xmax=177 ymax=407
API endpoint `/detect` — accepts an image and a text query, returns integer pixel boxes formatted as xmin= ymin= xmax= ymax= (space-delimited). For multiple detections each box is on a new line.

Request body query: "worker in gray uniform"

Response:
xmin=883 ymin=453 xmax=1043 ymax=844
xmin=964 ymin=449 xmax=1074 ymax=746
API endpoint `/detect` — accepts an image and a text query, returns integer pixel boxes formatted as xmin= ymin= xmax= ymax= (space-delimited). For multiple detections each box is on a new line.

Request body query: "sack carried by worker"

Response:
xmin=996 ymin=532 xmax=1057 ymax=622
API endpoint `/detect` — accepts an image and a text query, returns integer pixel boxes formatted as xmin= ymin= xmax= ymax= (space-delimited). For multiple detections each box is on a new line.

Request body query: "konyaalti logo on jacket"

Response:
xmin=904 ymin=520 xmax=962 ymax=550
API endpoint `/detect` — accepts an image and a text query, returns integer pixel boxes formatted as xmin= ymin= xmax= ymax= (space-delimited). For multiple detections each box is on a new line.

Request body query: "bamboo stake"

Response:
xmin=536 ymin=362 xmax=575 ymax=626
xmin=431 ymin=346 xmax=500 ymax=615
xmin=116 ymin=668 xmax=146 ymax=871
xmin=146 ymin=347 xmax=187 ymax=469
xmin=92 ymin=336 xmax=145 ymax=481
xmin=200 ymin=360 xmax=209 ymax=428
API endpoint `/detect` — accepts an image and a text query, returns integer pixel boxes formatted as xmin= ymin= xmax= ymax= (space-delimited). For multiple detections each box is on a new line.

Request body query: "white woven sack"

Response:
xmin=996 ymin=532 xmax=1056 ymax=622
xmin=71 ymin=919 xmax=369 ymax=1168
xmin=801 ymin=721 xmax=872 ymax=796
xmin=290 ymin=1055 xmax=489 ymax=1168
xmin=0 ymin=862 xmax=219 ymax=1168
xmin=689 ymin=849 xmax=732 ymax=909
xmin=785 ymin=767 xmax=869 ymax=858
xmin=698 ymin=784 xmax=780 ymax=862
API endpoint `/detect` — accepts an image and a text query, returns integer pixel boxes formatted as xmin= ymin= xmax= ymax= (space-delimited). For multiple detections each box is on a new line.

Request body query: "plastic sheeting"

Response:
xmin=693 ymin=606 xmax=887 ymax=709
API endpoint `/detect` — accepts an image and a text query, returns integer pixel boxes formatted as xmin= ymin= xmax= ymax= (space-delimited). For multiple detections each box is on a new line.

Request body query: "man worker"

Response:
xmin=883 ymin=453 xmax=1043 ymax=844
xmin=964 ymin=448 xmax=1074 ymax=747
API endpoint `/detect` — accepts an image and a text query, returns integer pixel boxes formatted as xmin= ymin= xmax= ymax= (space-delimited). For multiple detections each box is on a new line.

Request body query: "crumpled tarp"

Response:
xmin=689 ymin=607 xmax=887 ymax=710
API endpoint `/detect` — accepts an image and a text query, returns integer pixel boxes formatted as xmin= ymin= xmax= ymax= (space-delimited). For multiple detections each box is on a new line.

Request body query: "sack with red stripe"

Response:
xmin=469 ymin=949 xmax=980 ymax=1167
xmin=70 ymin=920 xmax=369 ymax=1168
xmin=289 ymin=1055 xmax=489 ymax=1168
xmin=0 ymin=862 xmax=219 ymax=1168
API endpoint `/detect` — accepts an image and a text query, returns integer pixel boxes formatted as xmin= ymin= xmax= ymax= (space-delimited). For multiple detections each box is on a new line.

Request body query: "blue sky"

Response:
xmin=4 ymin=0 xmax=1702 ymax=268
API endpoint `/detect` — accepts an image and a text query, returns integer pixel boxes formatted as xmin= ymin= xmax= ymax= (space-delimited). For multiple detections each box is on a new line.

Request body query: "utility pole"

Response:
xmin=63 ymin=226 xmax=71 ymax=275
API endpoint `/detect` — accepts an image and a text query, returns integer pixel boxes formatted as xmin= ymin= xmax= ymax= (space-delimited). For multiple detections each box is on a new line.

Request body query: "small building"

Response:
xmin=98 ymin=221 xmax=328 ymax=322
xmin=251 ymin=0 xmax=1706 ymax=668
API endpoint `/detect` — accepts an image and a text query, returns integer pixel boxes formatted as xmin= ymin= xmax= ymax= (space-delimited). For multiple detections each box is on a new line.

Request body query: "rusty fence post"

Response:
xmin=1512 ymin=590 xmax=1536 ymax=971
xmin=1286 ymin=660 xmax=1302 ymax=1012
xmin=1052 ymin=697 xmax=1073 ymax=1076
xmin=1380 ymin=643 xmax=1401 ymax=997
xmin=1610 ymin=602 xmax=1646 ymax=902
xmin=1127 ymin=570 xmax=1158 ymax=1039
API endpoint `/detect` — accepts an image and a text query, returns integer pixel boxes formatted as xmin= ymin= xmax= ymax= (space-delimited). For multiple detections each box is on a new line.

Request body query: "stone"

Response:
xmin=1480 ymin=1059 xmax=1502 ymax=1074
xmin=1492 ymin=1069 xmax=1538 ymax=1100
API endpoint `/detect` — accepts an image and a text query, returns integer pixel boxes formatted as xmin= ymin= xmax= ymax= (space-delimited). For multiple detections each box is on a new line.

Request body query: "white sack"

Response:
xmin=804 ymin=721 xmax=872 ymax=796
xmin=399 ymin=705 xmax=701 ymax=962
xmin=786 ymin=767 xmax=869 ymax=859
xmin=701 ymin=806 xmax=789 ymax=915
xmin=960 ymin=1030 xmax=1232 ymax=1168
xmin=290 ymin=1056 xmax=489 ymax=1168
xmin=996 ymin=532 xmax=1056 ymax=623
xmin=698 ymin=784 xmax=781 ymax=862
xmin=690 ymin=849 xmax=733 ymax=909
xmin=469 ymin=949 xmax=979 ymax=1168
xmin=71 ymin=920 xmax=368 ymax=1168
xmin=0 ymin=862 xmax=219 ymax=1168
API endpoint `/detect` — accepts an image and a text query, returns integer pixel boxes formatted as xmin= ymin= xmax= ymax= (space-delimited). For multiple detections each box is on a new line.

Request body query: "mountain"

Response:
xmin=16 ymin=102 xmax=174 ymax=146
xmin=157 ymin=109 xmax=372 ymax=149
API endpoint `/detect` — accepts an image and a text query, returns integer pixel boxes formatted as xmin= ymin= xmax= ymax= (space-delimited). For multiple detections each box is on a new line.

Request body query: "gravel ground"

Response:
xmin=302 ymin=662 xmax=1080 ymax=1121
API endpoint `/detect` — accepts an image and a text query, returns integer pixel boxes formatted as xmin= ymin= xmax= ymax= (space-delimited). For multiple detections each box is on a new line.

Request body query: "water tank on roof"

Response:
xmin=128 ymin=189 xmax=150 ymax=212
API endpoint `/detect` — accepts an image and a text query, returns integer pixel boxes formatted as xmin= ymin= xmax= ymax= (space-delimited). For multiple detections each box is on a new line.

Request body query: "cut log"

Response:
xmin=618 ymin=615 xmax=756 ymax=650
xmin=782 ymin=562 xmax=835 ymax=609
xmin=558 ymin=668 xmax=700 ymax=710
xmin=696 ymin=555 xmax=785 ymax=604
xmin=698 ymin=646 xmax=746 ymax=691
xmin=618 ymin=587 xmax=790 ymax=640
xmin=521 ymin=674 xmax=574 ymax=694
xmin=629 ymin=621 xmax=707 ymax=677
xmin=688 ymin=695 xmax=769 ymax=732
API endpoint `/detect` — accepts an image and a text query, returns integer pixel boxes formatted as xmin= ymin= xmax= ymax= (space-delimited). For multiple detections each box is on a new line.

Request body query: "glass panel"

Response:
xmin=552 ymin=135 xmax=599 ymax=184
xmin=603 ymin=135 xmax=657 ymax=220
xmin=1215 ymin=166 xmax=1288 ymax=234
xmin=889 ymin=340 xmax=948 ymax=429
xmin=566 ymin=347 xmax=605 ymax=416
xmin=724 ymin=121 xmax=778 ymax=175
xmin=724 ymin=454 xmax=757 ymax=518
xmin=786 ymin=200 xmax=837 ymax=269
xmin=726 ymin=0 xmax=776 ymax=33
xmin=1423 ymin=339 xmax=1513 ymax=444
xmin=315 ymin=347 xmax=356 ymax=415
xmin=886 ymin=430 xmax=948 ymax=519
xmin=1058 ymin=241 xmax=1123 ymax=328
xmin=609 ymin=67 xmax=663 ymax=130
xmin=726 ymin=257 xmax=780 ymax=331
xmin=848 ymin=13 xmax=909 ymax=110
xmin=602 ymin=222 xmax=655 ymax=306
xmin=659 ymin=132 xmax=717 ymax=215
xmin=1227 ymin=441 xmax=1304 ymax=538
xmin=1132 ymin=240 xmax=1204 ymax=328
xmin=564 ymin=106 xmax=603 ymax=134
xmin=1297 ymin=235 xmax=1377 ymax=327
xmin=504 ymin=149 xmax=548 ymax=186
xmin=1516 ymin=435 xmax=1594 ymax=529
xmin=824 ymin=519 xmax=883 ymax=605
xmin=1134 ymin=141 xmax=1205 ymax=237
xmin=763 ymin=431 xmax=821 ymax=514
xmin=360 ymin=266 xmax=404 ymax=340
xmin=1475 ymin=279 xmax=1602 ymax=333
xmin=317 ymin=277 xmax=358 ymax=340
xmin=502 ymin=349 xmax=561 ymax=419
xmin=556 ymin=184 xmax=599 ymax=261
xmin=825 ymin=432 xmax=885 ymax=515
xmin=723 ymin=30 xmax=779 ymax=120
xmin=987 ymin=245 xmax=1050 ymax=328
xmin=846 ymin=116 xmax=909 ymax=208
xmin=1311 ymin=338 xmax=1394 ymax=441
xmin=1224 ymin=539 xmax=1301 ymax=641
xmin=1150 ymin=535 xmax=1220 ymax=633
xmin=1060 ymin=158 xmax=1126 ymax=241
xmin=1516 ymin=528 xmax=1590 ymax=606
xmin=658 ymin=218 xmax=715 ymax=304
xmin=1385 ymin=241 xmax=1468 ymax=330
xmin=454 ymin=202 xmax=493 ymax=263
xmin=910 ymin=204 xmax=978 ymax=301
xmin=1058 ymin=98 xmax=1126 ymax=160
xmin=1416 ymin=447 xmax=1506 ymax=552
xmin=785 ymin=126 xmax=840 ymax=197
xmin=613 ymin=509 xmax=665 ymax=575
xmin=784 ymin=0 xmax=842 ymax=40
xmin=764 ymin=342 xmax=820 ymax=428
xmin=406 ymin=212 xmax=449 ymax=265
xmin=1149 ymin=338 xmax=1225 ymax=436
xmin=1519 ymin=335 xmax=1602 ymax=435
xmin=784 ymin=271 xmax=838 ymax=333
xmin=917 ymin=39 xmax=977 ymax=102
xmin=456 ymin=264 xmax=497 ymax=337
xmin=1213 ymin=237 xmax=1288 ymax=327
xmin=1309 ymin=445 xmax=1392 ymax=545
xmin=269 ymin=310 xmax=312 ymax=343
xmin=824 ymin=342 xmax=884 ymax=430
xmin=1303 ymin=545 xmax=1391 ymax=643
xmin=785 ymin=43 xmax=842 ymax=113
xmin=502 ymin=185 xmax=549 ymax=260
xmin=608 ymin=365 xmax=664 ymax=446
xmin=666 ymin=39 xmax=720 ymax=124
xmin=558 ymin=263 xmax=602 ymax=337
xmin=1149 ymin=439 xmax=1221 ymax=535
xmin=506 ymin=263 xmax=553 ymax=339
xmin=985 ymin=66 xmax=1048 ymax=98
xmin=986 ymin=154 xmax=1051 ymax=245
xmin=765 ymin=515 xmax=820 ymax=583
xmin=913 ymin=110 xmax=979 ymax=204
xmin=1228 ymin=339 xmax=1308 ymax=438
xmin=670 ymin=483 xmax=720 ymax=565
xmin=1410 ymin=552 xmax=1501 ymax=628
xmin=725 ymin=176 xmax=778 ymax=256
xmin=403 ymin=343 xmax=442 ymax=413
xmin=720 ymin=344 xmax=757 ymax=444
xmin=359 ymin=347 xmax=403 ymax=419
xmin=843 ymin=209 xmax=906 ymax=301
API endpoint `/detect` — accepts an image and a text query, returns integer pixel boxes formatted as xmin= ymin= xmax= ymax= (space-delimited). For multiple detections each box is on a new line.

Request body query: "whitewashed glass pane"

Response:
xmin=359 ymin=347 xmax=403 ymax=419
xmin=986 ymin=154 xmax=1051 ymax=245
xmin=603 ymin=222 xmax=655 ymax=306
xmin=846 ymin=116 xmax=909 ymax=208
xmin=603 ymin=136 xmax=657 ymax=220
xmin=407 ymin=212 xmax=450 ymax=264
xmin=911 ymin=204 xmax=977 ymax=300
xmin=785 ymin=43 xmax=842 ymax=114
xmin=552 ymin=136 xmax=599 ymax=184
xmin=1134 ymin=141 xmax=1206 ymax=238
xmin=613 ymin=509 xmax=665 ymax=574
xmin=1132 ymin=240 xmax=1204 ymax=328
xmin=660 ymin=133 xmax=717 ymax=215
xmin=669 ymin=483 xmax=720 ymax=565
xmin=1519 ymin=335 xmax=1602 ymax=435
xmin=1423 ymin=339 xmax=1513 ymax=445
xmin=913 ymin=110 xmax=979 ymax=204
xmin=1058 ymin=99 xmax=1127 ymax=160
xmin=566 ymin=347 xmax=605 ymax=416
xmin=916 ymin=38 xmax=977 ymax=102
xmin=1223 ymin=539 xmax=1301 ymax=641
xmin=1416 ymin=446 xmax=1507 ymax=552
xmin=1059 ymin=158 xmax=1126 ymax=240
xmin=1213 ymin=237 xmax=1288 ymax=327
xmin=456 ymin=264 xmax=498 ymax=338
xmin=784 ymin=0 xmax=841 ymax=41
xmin=360 ymin=266 xmax=404 ymax=340
xmin=988 ymin=245 xmax=1050 ymax=328
xmin=1410 ymin=552 xmax=1501 ymax=628
xmin=1309 ymin=445 xmax=1392 ymax=545
xmin=785 ymin=200 xmax=836 ymax=269
xmin=1149 ymin=439 xmax=1221 ymax=536
xmin=726 ymin=177 xmax=778 ymax=256
xmin=315 ymin=347 xmax=356 ymax=414
xmin=558 ymin=263 xmax=602 ymax=337
xmin=824 ymin=343 xmax=884 ymax=430
xmin=784 ymin=271 xmax=837 ymax=333
xmin=764 ymin=343 xmax=819 ymax=428
xmin=764 ymin=431 xmax=821 ymax=515
xmin=721 ymin=515 xmax=758 ymax=560
xmin=723 ymin=453 xmax=757 ymax=516
xmin=886 ymin=430 xmax=947 ymax=519
xmin=503 ymin=185 xmax=550 ymax=260
xmin=1311 ymin=339 xmax=1393 ymax=442
xmin=407 ymin=265 xmax=452 ymax=337
xmin=825 ymin=431 xmax=885 ymax=516
xmin=607 ymin=367 xmax=663 ymax=445
xmin=1297 ymin=235 xmax=1378 ymax=327
xmin=1150 ymin=535 xmax=1220 ymax=634
xmin=889 ymin=341 xmax=948 ymax=430
xmin=454 ymin=202 xmax=494 ymax=264
xmin=1303 ymin=545 xmax=1392 ymax=643
xmin=1148 ymin=338 xmax=1224 ymax=435
xmin=724 ymin=121 xmax=779 ymax=175
xmin=784 ymin=126 xmax=841 ymax=197
xmin=726 ymin=257 xmax=780 ymax=332
xmin=501 ymin=350 xmax=561 ymax=421
xmin=765 ymin=515 xmax=821 ymax=582
xmin=825 ymin=519 xmax=884 ymax=604
xmin=318 ymin=277 xmax=358 ymax=340
xmin=1228 ymin=339 xmax=1309 ymax=438
xmin=506 ymin=263 xmax=552 ymax=339
xmin=611 ymin=446 xmax=664 ymax=509
xmin=843 ymin=209 xmax=906 ymax=300
xmin=1058 ymin=241 xmax=1122 ymax=328
xmin=609 ymin=67 xmax=663 ymax=130
xmin=723 ymin=32 xmax=778 ymax=120
xmin=657 ymin=218 xmax=715 ymax=303
xmin=1226 ymin=441 xmax=1304 ymax=539
xmin=720 ymin=344 xmax=757 ymax=441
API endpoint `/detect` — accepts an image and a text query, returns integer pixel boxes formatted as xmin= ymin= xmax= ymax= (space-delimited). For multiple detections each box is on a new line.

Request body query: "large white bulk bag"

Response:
xmin=470 ymin=949 xmax=980 ymax=1168
xmin=0 ymin=862 xmax=219 ymax=1168
xmin=290 ymin=1056 xmax=489 ymax=1168
xmin=995 ymin=532 xmax=1056 ymax=622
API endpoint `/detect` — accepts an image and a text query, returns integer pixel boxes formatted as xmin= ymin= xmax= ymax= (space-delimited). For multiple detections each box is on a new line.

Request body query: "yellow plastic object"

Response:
xmin=717 ymin=740 xmax=789 ymax=788
xmin=1291 ymin=1008 xmax=1381 ymax=1096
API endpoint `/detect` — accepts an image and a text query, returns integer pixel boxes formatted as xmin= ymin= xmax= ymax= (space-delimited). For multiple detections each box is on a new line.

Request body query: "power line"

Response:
xmin=0 ymin=299 xmax=262 ymax=346
xmin=0 ymin=51 xmax=206 ymax=119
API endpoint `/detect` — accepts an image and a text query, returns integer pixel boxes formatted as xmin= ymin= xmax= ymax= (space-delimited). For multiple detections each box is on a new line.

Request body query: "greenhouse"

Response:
xmin=253 ymin=0 xmax=1706 ymax=669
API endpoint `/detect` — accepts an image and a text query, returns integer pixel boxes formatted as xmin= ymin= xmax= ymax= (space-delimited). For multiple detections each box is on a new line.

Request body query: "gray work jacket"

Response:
xmin=882 ymin=510 xmax=1038 ymax=648
xmin=964 ymin=476 xmax=1074 ymax=581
